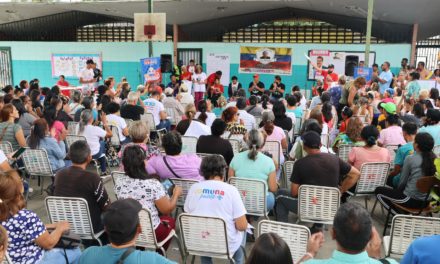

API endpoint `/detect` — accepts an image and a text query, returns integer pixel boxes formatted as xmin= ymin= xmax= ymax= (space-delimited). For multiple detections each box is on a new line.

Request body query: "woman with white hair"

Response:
xmin=178 ymin=83 xmax=194 ymax=105
xmin=229 ymin=129 xmax=277 ymax=211
xmin=78 ymin=109 xmax=112 ymax=175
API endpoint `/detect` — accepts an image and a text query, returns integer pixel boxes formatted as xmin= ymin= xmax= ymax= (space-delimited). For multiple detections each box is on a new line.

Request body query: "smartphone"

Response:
xmin=12 ymin=147 xmax=26 ymax=159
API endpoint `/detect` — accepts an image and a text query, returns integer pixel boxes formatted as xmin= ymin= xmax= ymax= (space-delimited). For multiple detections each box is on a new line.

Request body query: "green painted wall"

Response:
xmin=0 ymin=41 xmax=410 ymax=97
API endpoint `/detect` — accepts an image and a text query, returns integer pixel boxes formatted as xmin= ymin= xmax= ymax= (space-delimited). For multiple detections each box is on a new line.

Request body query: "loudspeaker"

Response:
xmin=345 ymin=55 xmax=359 ymax=76
xmin=160 ymin=54 xmax=172 ymax=73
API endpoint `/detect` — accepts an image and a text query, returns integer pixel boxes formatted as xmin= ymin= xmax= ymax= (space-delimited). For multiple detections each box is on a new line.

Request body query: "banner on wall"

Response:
xmin=239 ymin=46 xmax=292 ymax=75
xmin=51 ymin=53 xmax=102 ymax=78
xmin=206 ymin=53 xmax=230 ymax=86
xmin=307 ymin=50 xmax=376 ymax=80
xmin=140 ymin=57 xmax=161 ymax=84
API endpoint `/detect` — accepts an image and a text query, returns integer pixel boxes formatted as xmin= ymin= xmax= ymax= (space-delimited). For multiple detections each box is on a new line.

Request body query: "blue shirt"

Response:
xmin=394 ymin=142 xmax=414 ymax=167
xmin=79 ymin=245 xmax=176 ymax=264
xmin=419 ymin=125 xmax=440 ymax=145
xmin=401 ymin=235 xmax=440 ymax=264
xmin=289 ymin=108 xmax=303 ymax=118
xmin=305 ymin=250 xmax=397 ymax=264
xmin=378 ymin=70 xmax=393 ymax=94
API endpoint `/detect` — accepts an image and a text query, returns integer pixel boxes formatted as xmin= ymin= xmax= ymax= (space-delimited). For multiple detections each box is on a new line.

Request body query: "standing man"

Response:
xmin=79 ymin=59 xmax=96 ymax=96
xmin=92 ymin=62 xmax=102 ymax=89
xmin=376 ymin=62 xmax=393 ymax=94
xmin=143 ymin=91 xmax=171 ymax=131
xmin=417 ymin=61 xmax=432 ymax=80
xmin=401 ymin=58 xmax=409 ymax=73
xmin=310 ymin=62 xmax=338 ymax=91
xmin=269 ymin=75 xmax=285 ymax=101
xmin=248 ymin=74 xmax=265 ymax=97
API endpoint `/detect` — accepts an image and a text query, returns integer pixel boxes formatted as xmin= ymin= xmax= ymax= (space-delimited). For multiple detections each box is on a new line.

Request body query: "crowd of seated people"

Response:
xmin=0 ymin=59 xmax=439 ymax=263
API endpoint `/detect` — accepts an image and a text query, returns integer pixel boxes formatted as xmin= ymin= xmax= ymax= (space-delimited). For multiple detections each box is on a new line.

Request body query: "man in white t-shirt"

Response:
xmin=185 ymin=155 xmax=247 ymax=264
xmin=143 ymin=91 xmax=171 ymax=131
xmin=79 ymin=59 xmax=96 ymax=95
xmin=105 ymin=102 xmax=130 ymax=144
xmin=236 ymin=97 xmax=255 ymax=131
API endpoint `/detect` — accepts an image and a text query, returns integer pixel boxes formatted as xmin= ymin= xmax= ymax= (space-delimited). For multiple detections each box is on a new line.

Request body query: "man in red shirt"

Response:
xmin=207 ymin=71 xmax=222 ymax=87
xmin=311 ymin=63 xmax=338 ymax=90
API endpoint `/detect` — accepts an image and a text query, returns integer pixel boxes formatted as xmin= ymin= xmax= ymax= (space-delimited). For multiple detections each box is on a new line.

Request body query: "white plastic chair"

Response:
xmin=140 ymin=113 xmax=166 ymax=145
xmin=21 ymin=148 xmax=54 ymax=195
xmin=109 ymin=125 xmax=121 ymax=149
xmin=338 ymin=144 xmax=353 ymax=162
xmin=111 ymin=171 xmax=129 ymax=199
xmin=258 ymin=220 xmax=310 ymax=263
xmin=383 ymin=215 xmax=440 ymax=257
xmin=67 ymin=121 xmax=79 ymax=135
xmin=178 ymin=213 xmax=241 ymax=263
xmin=136 ymin=209 xmax=183 ymax=259
xmin=433 ymin=145 xmax=440 ymax=157
xmin=297 ymin=185 xmax=341 ymax=225
xmin=45 ymin=196 xmax=105 ymax=245
xmin=321 ymin=133 xmax=329 ymax=148
xmin=169 ymin=178 xmax=199 ymax=216
xmin=165 ymin=107 xmax=180 ymax=126
xmin=294 ymin=117 xmax=302 ymax=135
xmin=228 ymin=177 xmax=267 ymax=218
xmin=262 ymin=140 xmax=281 ymax=167
xmin=0 ymin=141 xmax=13 ymax=156
xmin=349 ymin=162 xmax=390 ymax=209
xmin=228 ymin=138 xmax=240 ymax=154
xmin=385 ymin=145 xmax=399 ymax=168
xmin=65 ymin=134 xmax=87 ymax=149
xmin=181 ymin=136 xmax=198 ymax=154
xmin=254 ymin=116 xmax=262 ymax=128
xmin=281 ymin=161 xmax=295 ymax=189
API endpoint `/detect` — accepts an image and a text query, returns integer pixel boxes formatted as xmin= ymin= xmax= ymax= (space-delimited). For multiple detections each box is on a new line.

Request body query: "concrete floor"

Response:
xmin=26 ymin=172 xmax=396 ymax=263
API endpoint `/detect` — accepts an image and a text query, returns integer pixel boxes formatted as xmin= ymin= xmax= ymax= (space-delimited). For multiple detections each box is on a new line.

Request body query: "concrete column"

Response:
xmin=364 ymin=0 xmax=374 ymax=66
xmin=410 ymin=23 xmax=419 ymax=66
xmin=173 ymin=24 xmax=179 ymax=64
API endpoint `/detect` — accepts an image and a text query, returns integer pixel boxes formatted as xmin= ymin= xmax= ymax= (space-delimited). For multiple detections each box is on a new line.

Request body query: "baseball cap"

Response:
xmin=253 ymin=74 xmax=259 ymax=78
xmin=379 ymin=102 xmax=397 ymax=115
xmin=385 ymin=88 xmax=395 ymax=96
xmin=164 ymin=87 xmax=174 ymax=95
xmin=301 ymin=131 xmax=321 ymax=149
xmin=103 ymin=198 xmax=142 ymax=244
xmin=328 ymin=64 xmax=335 ymax=68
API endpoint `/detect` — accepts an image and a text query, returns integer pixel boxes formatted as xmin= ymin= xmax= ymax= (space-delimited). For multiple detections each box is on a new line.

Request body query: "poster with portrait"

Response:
xmin=239 ymin=46 xmax=292 ymax=75
xmin=307 ymin=50 xmax=376 ymax=80
xmin=140 ymin=57 xmax=161 ymax=84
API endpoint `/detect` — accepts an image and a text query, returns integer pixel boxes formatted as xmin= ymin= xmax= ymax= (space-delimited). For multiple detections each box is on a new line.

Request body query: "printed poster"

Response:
xmin=354 ymin=67 xmax=373 ymax=81
xmin=307 ymin=50 xmax=376 ymax=80
xmin=239 ymin=46 xmax=292 ymax=75
xmin=207 ymin=53 xmax=230 ymax=86
xmin=140 ymin=57 xmax=161 ymax=84
xmin=51 ymin=53 xmax=102 ymax=78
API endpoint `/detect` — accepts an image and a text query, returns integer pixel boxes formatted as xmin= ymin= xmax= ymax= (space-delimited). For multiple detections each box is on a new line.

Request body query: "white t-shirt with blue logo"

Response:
xmin=184 ymin=180 xmax=247 ymax=254
xmin=143 ymin=98 xmax=165 ymax=126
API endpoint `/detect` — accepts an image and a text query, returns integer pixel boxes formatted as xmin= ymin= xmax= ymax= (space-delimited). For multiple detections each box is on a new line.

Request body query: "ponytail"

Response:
xmin=246 ymin=129 xmax=264 ymax=161
xmin=79 ymin=109 xmax=93 ymax=134
xmin=361 ymin=125 xmax=379 ymax=147
xmin=415 ymin=133 xmax=436 ymax=176
xmin=366 ymin=136 xmax=376 ymax=147
xmin=197 ymin=100 xmax=208 ymax=124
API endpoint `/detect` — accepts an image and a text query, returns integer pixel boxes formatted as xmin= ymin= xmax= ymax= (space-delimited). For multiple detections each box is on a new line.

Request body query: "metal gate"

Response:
xmin=416 ymin=36 xmax=440 ymax=71
xmin=0 ymin=47 xmax=13 ymax=88
xmin=177 ymin=48 xmax=202 ymax=66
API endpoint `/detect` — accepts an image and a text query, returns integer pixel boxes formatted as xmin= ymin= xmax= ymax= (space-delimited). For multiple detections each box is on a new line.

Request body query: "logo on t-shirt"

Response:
xmin=195 ymin=188 xmax=225 ymax=200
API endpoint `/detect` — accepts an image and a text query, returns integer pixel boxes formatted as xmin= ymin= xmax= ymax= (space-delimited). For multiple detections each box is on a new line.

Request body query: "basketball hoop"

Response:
xmin=144 ymin=25 xmax=156 ymax=40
